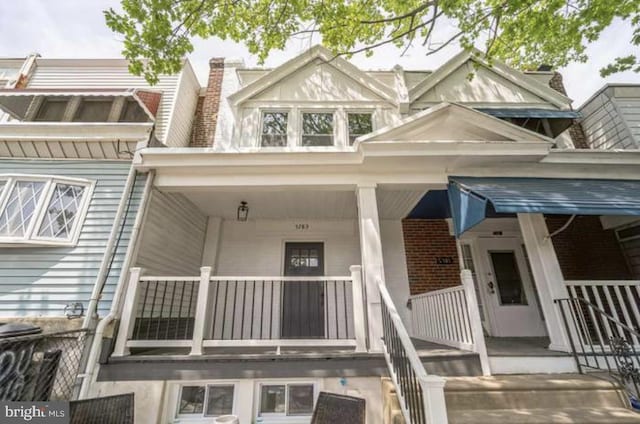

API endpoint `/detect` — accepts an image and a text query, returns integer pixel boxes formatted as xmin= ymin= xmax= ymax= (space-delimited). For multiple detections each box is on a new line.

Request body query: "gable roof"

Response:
xmin=228 ymin=45 xmax=398 ymax=106
xmin=356 ymin=102 xmax=553 ymax=144
xmin=408 ymin=50 xmax=572 ymax=109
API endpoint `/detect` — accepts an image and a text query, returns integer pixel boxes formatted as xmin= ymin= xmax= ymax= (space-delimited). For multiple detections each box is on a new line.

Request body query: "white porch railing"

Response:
xmin=565 ymin=280 xmax=640 ymax=344
xmin=113 ymin=266 xmax=367 ymax=356
xmin=408 ymin=270 xmax=490 ymax=376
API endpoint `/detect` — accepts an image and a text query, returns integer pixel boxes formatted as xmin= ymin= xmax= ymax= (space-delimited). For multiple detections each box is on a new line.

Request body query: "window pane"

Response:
xmin=38 ymin=183 xmax=86 ymax=240
xmin=260 ymin=385 xmax=286 ymax=414
xmin=179 ymin=386 xmax=205 ymax=414
xmin=74 ymin=99 xmax=112 ymax=122
xmin=348 ymin=113 xmax=373 ymax=145
xmin=287 ymin=384 xmax=314 ymax=415
xmin=261 ymin=112 xmax=288 ymax=147
xmin=0 ymin=181 xmax=46 ymax=237
xmin=302 ymin=113 xmax=333 ymax=146
xmin=490 ymin=251 xmax=528 ymax=305
xmin=35 ymin=99 xmax=68 ymax=121
xmin=119 ymin=99 xmax=148 ymax=122
xmin=205 ymin=385 xmax=234 ymax=416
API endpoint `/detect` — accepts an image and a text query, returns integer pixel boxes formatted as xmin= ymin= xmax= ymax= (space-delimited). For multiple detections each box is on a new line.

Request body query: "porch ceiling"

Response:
xmin=180 ymin=188 xmax=425 ymax=220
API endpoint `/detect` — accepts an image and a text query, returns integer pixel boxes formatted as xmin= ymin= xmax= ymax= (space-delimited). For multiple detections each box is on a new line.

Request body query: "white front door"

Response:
xmin=477 ymin=237 xmax=547 ymax=337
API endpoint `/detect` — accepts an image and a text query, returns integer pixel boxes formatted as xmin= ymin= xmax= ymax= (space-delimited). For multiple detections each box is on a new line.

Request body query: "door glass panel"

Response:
xmin=490 ymin=251 xmax=528 ymax=305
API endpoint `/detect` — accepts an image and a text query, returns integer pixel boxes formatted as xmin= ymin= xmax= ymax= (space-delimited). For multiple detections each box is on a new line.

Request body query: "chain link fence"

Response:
xmin=0 ymin=329 xmax=89 ymax=401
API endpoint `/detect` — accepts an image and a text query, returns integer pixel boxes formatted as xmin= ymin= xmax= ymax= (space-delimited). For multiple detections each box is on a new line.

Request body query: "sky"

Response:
xmin=0 ymin=0 xmax=639 ymax=106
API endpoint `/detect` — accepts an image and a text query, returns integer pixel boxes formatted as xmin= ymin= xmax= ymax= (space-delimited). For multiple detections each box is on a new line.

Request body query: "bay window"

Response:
xmin=0 ymin=175 xmax=93 ymax=245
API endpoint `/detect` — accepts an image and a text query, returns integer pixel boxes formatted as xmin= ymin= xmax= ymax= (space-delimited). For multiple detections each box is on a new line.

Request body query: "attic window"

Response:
xmin=73 ymin=99 xmax=113 ymax=122
xmin=348 ymin=113 xmax=373 ymax=145
xmin=302 ymin=112 xmax=334 ymax=146
xmin=261 ymin=111 xmax=288 ymax=147
xmin=119 ymin=98 xmax=149 ymax=122
xmin=34 ymin=98 xmax=68 ymax=121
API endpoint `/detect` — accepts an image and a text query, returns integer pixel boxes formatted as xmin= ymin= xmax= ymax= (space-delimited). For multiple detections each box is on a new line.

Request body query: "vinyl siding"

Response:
xmin=0 ymin=159 xmax=145 ymax=318
xmin=164 ymin=63 xmax=200 ymax=148
xmin=26 ymin=63 xmax=182 ymax=145
xmin=580 ymin=87 xmax=638 ymax=150
xmin=134 ymin=190 xmax=207 ymax=275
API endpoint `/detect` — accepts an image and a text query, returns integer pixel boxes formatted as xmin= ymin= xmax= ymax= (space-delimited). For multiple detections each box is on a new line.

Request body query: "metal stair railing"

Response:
xmin=378 ymin=278 xmax=448 ymax=424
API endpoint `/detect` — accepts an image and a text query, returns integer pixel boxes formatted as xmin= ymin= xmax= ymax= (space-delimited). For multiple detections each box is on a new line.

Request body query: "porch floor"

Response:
xmin=485 ymin=337 xmax=569 ymax=357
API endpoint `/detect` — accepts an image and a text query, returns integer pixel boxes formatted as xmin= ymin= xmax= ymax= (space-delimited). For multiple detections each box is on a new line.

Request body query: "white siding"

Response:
xmin=164 ymin=63 xmax=200 ymax=147
xmin=381 ymin=220 xmax=412 ymax=329
xmin=0 ymin=160 xmax=145 ymax=317
xmin=135 ymin=190 xmax=208 ymax=275
xmin=26 ymin=61 xmax=182 ymax=145
xmin=580 ymin=87 xmax=638 ymax=150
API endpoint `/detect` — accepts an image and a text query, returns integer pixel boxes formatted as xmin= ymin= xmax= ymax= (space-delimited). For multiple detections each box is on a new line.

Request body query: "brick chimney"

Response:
xmin=190 ymin=58 xmax=225 ymax=147
xmin=547 ymin=72 xmax=589 ymax=149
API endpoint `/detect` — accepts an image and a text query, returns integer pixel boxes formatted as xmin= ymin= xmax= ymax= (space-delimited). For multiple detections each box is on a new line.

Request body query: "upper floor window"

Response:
xmin=261 ymin=111 xmax=288 ymax=147
xmin=34 ymin=98 xmax=69 ymax=122
xmin=73 ymin=99 xmax=113 ymax=122
xmin=120 ymin=99 xmax=148 ymax=122
xmin=0 ymin=175 xmax=93 ymax=245
xmin=302 ymin=112 xmax=334 ymax=146
xmin=348 ymin=113 xmax=373 ymax=145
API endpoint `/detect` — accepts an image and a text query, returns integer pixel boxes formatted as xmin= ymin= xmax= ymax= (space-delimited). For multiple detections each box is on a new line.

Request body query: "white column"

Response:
xmin=112 ymin=267 xmax=143 ymax=357
xmin=350 ymin=265 xmax=367 ymax=352
xmin=517 ymin=213 xmax=570 ymax=351
xmin=201 ymin=217 xmax=222 ymax=267
xmin=461 ymin=270 xmax=491 ymax=376
xmin=190 ymin=266 xmax=213 ymax=355
xmin=421 ymin=375 xmax=448 ymax=424
xmin=356 ymin=184 xmax=385 ymax=352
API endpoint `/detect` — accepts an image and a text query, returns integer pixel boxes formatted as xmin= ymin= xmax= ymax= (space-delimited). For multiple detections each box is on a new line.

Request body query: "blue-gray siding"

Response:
xmin=0 ymin=159 xmax=144 ymax=317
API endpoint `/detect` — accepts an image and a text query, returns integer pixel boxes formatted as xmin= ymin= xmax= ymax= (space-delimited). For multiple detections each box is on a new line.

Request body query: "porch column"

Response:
xmin=517 ymin=213 xmax=570 ymax=351
xmin=356 ymin=184 xmax=384 ymax=352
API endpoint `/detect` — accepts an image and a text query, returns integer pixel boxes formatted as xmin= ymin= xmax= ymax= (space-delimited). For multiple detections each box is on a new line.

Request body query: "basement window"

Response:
xmin=258 ymin=383 xmax=315 ymax=418
xmin=177 ymin=384 xmax=236 ymax=418
xmin=0 ymin=175 xmax=93 ymax=246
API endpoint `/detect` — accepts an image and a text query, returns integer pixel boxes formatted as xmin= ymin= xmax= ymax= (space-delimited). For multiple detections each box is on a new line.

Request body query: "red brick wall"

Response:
xmin=190 ymin=57 xmax=225 ymax=147
xmin=547 ymin=72 xmax=588 ymax=149
xmin=546 ymin=215 xmax=631 ymax=280
xmin=402 ymin=219 xmax=461 ymax=295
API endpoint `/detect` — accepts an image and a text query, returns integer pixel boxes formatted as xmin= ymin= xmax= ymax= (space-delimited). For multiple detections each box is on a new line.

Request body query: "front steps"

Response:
xmin=445 ymin=374 xmax=640 ymax=423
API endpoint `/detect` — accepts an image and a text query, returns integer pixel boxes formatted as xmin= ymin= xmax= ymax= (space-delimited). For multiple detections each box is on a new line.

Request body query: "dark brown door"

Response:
xmin=281 ymin=242 xmax=325 ymax=338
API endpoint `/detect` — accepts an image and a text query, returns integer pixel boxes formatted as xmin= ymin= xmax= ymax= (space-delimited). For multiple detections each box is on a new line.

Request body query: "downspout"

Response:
xmin=78 ymin=169 xmax=155 ymax=399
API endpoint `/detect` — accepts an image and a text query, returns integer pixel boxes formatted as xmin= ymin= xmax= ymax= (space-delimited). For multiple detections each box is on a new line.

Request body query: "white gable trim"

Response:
xmin=355 ymin=102 xmax=553 ymax=144
xmin=408 ymin=50 xmax=571 ymax=109
xmin=228 ymin=45 xmax=398 ymax=107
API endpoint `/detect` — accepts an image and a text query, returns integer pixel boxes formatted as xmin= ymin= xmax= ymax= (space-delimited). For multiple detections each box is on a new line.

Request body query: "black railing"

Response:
xmin=132 ymin=279 xmax=198 ymax=340
xmin=381 ymin=294 xmax=426 ymax=424
xmin=556 ymin=297 xmax=640 ymax=399
xmin=0 ymin=329 xmax=89 ymax=401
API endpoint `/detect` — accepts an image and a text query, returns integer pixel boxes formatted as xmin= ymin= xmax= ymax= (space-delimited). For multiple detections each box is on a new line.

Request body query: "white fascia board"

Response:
xmin=544 ymin=149 xmax=640 ymax=165
xmin=360 ymin=140 xmax=551 ymax=157
xmin=0 ymin=122 xmax=153 ymax=141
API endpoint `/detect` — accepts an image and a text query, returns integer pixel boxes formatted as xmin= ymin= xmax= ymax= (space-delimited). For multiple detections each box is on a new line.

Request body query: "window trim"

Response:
xmin=175 ymin=383 xmax=238 ymax=419
xmin=259 ymin=109 xmax=291 ymax=148
xmin=0 ymin=174 xmax=94 ymax=247
xmin=299 ymin=110 xmax=336 ymax=147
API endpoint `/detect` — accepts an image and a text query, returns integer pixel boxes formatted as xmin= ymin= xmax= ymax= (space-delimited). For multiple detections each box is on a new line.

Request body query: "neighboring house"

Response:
xmin=81 ymin=47 xmax=640 ymax=424
xmin=0 ymin=56 xmax=199 ymax=338
xmin=579 ymin=84 xmax=640 ymax=150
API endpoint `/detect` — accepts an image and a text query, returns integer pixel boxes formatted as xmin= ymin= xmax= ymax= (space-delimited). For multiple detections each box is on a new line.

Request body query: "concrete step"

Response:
xmin=448 ymin=407 xmax=640 ymax=424
xmin=421 ymin=353 xmax=483 ymax=377
xmin=445 ymin=373 xmax=620 ymax=392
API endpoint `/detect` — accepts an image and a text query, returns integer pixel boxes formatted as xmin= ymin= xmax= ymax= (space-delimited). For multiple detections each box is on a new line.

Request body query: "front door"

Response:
xmin=281 ymin=242 xmax=325 ymax=338
xmin=477 ymin=238 xmax=547 ymax=337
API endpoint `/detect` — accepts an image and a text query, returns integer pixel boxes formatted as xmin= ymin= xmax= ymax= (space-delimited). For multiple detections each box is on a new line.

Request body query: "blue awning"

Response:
xmin=448 ymin=177 xmax=640 ymax=237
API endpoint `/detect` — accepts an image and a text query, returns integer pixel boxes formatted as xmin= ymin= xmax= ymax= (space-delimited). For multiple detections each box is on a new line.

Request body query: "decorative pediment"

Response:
xmin=228 ymin=45 xmax=397 ymax=106
xmin=356 ymin=103 xmax=553 ymax=143
xmin=409 ymin=50 xmax=571 ymax=109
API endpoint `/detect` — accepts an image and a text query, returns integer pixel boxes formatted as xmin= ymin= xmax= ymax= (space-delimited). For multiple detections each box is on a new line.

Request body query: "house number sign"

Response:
xmin=295 ymin=223 xmax=310 ymax=230
xmin=436 ymin=257 xmax=454 ymax=265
